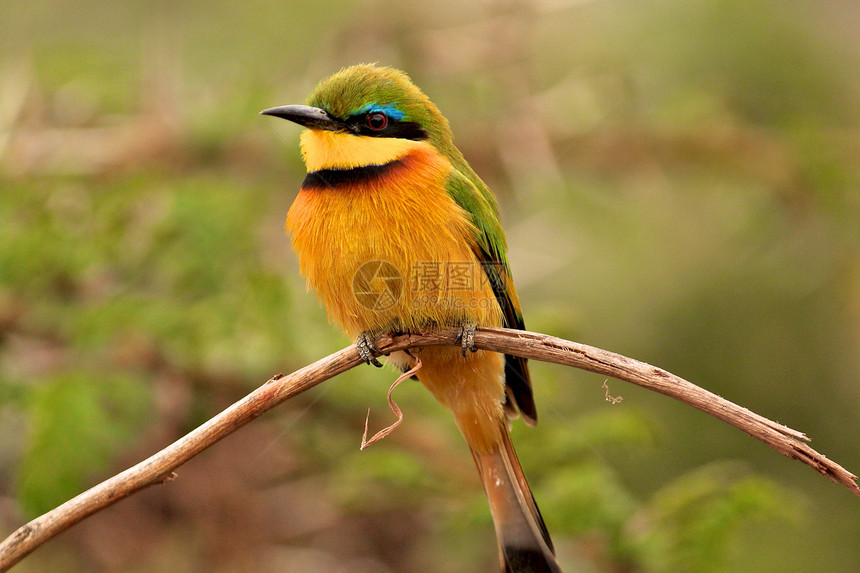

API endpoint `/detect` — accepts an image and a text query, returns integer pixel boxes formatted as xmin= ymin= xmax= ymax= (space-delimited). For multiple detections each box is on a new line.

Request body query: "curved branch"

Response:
xmin=1 ymin=327 xmax=857 ymax=570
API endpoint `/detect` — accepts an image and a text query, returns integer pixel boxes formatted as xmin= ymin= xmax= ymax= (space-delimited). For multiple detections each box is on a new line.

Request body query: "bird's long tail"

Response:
xmin=471 ymin=422 xmax=562 ymax=572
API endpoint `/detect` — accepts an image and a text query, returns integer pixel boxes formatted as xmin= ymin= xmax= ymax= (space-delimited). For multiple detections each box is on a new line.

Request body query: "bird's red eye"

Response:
xmin=367 ymin=112 xmax=388 ymax=130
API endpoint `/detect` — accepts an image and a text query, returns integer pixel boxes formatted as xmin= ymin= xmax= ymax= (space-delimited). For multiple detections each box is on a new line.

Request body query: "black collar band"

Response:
xmin=301 ymin=160 xmax=403 ymax=189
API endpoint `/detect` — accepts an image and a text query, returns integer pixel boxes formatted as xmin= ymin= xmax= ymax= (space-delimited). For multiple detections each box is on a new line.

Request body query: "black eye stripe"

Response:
xmin=344 ymin=112 xmax=428 ymax=141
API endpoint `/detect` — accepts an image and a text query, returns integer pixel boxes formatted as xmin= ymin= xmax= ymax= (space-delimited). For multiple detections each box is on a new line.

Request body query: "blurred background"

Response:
xmin=1 ymin=0 xmax=859 ymax=571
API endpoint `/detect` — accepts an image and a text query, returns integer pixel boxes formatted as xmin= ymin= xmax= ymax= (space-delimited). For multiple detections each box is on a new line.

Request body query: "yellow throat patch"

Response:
xmin=299 ymin=129 xmax=433 ymax=171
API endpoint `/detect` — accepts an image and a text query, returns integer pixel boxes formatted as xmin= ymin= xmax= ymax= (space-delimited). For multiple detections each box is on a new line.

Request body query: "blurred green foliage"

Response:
xmin=19 ymin=371 xmax=150 ymax=516
xmin=1 ymin=0 xmax=858 ymax=571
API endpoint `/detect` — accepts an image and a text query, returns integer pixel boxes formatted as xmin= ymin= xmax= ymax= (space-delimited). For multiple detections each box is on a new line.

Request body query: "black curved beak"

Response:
xmin=260 ymin=105 xmax=342 ymax=132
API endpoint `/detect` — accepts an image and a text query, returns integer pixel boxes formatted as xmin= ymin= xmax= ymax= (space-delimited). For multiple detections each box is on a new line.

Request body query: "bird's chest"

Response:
xmin=286 ymin=167 xmax=498 ymax=335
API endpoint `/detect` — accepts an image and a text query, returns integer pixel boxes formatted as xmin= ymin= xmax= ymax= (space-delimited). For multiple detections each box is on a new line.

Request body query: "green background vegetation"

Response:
xmin=1 ymin=1 xmax=858 ymax=571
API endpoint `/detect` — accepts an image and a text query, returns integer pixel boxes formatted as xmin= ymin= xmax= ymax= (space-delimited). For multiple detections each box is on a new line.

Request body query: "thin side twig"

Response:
xmin=361 ymin=353 xmax=422 ymax=449
xmin=0 ymin=327 xmax=857 ymax=571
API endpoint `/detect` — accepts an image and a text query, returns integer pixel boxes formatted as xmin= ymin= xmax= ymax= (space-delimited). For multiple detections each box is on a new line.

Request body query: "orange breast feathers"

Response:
xmin=285 ymin=145 xmax=503 ymax=338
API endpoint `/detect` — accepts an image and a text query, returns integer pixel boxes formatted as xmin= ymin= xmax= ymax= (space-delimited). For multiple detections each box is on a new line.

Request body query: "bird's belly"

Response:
xmin=388 ymin=345 xmax=506 ymax=453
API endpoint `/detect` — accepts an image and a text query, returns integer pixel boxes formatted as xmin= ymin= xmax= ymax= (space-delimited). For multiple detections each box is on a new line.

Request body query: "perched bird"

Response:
xmin=263 ymin=64 xmax=561 ymax=572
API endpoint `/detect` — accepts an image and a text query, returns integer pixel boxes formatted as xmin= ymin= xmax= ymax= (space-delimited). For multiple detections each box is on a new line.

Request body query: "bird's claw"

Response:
xmin=459 ymin=323 xmax=478 ymax=357
xmin=356 ymin=332 xmax=384 ymax=367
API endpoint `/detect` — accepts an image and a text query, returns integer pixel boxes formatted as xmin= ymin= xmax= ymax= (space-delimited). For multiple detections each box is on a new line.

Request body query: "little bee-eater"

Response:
xmin=263 ymin=64 xmax=561 ymax=572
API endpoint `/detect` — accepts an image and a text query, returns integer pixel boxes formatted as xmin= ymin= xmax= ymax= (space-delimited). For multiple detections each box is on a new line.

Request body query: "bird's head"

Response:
xmin=262 ymin=64 xmax=459 ymax=172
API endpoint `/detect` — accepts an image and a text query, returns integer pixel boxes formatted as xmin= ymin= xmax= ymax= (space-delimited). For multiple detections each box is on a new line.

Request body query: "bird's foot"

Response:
xmin=459 ymin=323 xmax=478 ymax=357
xmin=356 ymin=331 xmax=384 ymax=367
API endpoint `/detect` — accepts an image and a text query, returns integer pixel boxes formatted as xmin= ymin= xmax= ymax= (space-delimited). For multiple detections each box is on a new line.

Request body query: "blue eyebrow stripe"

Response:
xmin=356 ymin=103 xmax=405 ymax=120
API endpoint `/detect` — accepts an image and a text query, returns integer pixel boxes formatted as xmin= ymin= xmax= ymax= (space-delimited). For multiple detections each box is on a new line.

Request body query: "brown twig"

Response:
xmin=361 ymin=352 xmax=422 ymax=450
xmin=0 ymin=327 xmax=857 ymax=571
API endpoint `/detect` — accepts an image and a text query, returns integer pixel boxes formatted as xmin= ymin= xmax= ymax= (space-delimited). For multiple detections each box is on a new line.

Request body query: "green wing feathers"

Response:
xmin=446 ymin=170 xmax=538 ymax=424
